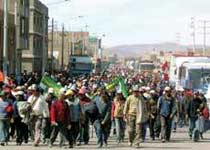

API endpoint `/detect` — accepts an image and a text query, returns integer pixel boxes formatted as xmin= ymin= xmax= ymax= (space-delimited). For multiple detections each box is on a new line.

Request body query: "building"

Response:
xmin=22 ymin=0 xmax=48 ymax=73
xmin=0 ymin=0 xmax=3 ymax=71
xmin=15 ymin=0 xmax=30 ymax=75
xmin=48 ymin=31 xmax=89 ymax=70
xmin=0 ymin=0 xmax=16 ymax=74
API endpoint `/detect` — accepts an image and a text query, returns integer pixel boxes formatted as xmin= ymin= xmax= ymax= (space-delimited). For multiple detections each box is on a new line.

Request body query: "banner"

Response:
xmin=106 ymin=77 xmax=120 ymax=91
xmin=40 ymin=75 xmax=62 ymax=97
xmin=119 ymin=77 xmax=129 ymax=98
xmin=106 ymin=76 xmax=129 ymax=98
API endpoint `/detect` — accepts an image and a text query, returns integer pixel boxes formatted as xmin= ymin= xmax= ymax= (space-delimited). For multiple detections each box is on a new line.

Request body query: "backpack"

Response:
xmin=202 ymin=107 xmax=209 ymax=120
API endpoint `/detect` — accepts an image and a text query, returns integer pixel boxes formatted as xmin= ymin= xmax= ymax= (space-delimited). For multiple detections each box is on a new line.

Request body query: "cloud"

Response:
xmin=41 ymin=0 xmax=210 ymax=47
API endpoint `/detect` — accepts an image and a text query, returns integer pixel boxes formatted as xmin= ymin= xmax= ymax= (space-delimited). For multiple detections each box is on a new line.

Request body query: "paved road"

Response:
xmin=2 ymin=128 xmax=210 ymax=150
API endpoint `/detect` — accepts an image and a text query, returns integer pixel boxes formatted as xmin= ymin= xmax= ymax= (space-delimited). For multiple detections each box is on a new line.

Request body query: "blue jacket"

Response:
xmin=158 ymin=95 xmax=176 ymax=118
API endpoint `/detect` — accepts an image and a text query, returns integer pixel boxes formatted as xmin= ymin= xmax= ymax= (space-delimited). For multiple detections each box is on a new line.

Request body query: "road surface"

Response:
xmin=2 ymin=127 xmax=210 ymax=150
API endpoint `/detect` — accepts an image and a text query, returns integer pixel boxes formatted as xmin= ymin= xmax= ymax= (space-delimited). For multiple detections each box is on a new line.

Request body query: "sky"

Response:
xmin=41 ymin=0 xmax=210 ymax=47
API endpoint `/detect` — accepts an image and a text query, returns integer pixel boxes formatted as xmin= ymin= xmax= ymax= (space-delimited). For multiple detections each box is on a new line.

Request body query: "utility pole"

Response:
xmin=190 ymin=17 xmax=196 ymax=52
xmin=51 ymin=18 xmax=54 ymax=72
xmin=3 ymin=0 xmax=8 ymax=76
xmin=61 ymin=24 xmax=65 ymax=70
xmin=42 ymin=15 xmax=46 ymax=75
xmin=203 ymin=20 xmax=207 ymax=55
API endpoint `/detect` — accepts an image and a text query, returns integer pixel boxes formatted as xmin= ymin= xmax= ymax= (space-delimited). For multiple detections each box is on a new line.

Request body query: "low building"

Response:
xmin=48 ymin=31 xmax=89 ymax=70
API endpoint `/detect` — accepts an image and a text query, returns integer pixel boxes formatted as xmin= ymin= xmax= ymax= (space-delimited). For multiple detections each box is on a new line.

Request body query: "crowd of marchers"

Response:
xmin=0 ymin=66 xmax=209 ymax=148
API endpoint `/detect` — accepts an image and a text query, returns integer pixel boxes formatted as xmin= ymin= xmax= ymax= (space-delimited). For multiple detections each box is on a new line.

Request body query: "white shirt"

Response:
xmin=28 ymin=95 xmax=49 ymax=117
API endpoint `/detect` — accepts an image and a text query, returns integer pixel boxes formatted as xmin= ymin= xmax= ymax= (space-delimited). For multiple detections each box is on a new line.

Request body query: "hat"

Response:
xmin=164 ymin=86 xmax=171 ymax=91
xmin=48 ymin=88 xmax=54 ymax=94
xmin=117 ymin=89 xmax=122 ymax=94
xmin=132 ymin=85 xmax=139 ymax=92
xmin=15 ymin=91 xmax=24 ymax=96
xmin=31 ymin=84 xmax=39 ymax=91
xmin=143 ymin=93 xmax=151 ymax=99
xmin=27 ymin=86 xmax=32 ymax=91
xmin=150 ymin=90 xmax=156 ymax=94
xmin=145 ymin=87 xmax=151 ymax=91
xmin=59 ymin=88 xmax=66 ymax=95
xmin=15 ymin=86 xmax=23 ymax=91
xmin=70 ymin=84 xmax=77 ymax=91
xmin=65 ymin=89 xmax=74 ymax=96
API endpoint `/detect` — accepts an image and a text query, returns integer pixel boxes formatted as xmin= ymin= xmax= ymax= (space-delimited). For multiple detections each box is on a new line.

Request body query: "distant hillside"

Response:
xmin=107 ymin=43 xmax=204 ymax=57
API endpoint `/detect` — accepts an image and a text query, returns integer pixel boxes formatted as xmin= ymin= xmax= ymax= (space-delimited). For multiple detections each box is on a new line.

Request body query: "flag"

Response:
xmin=40 ymin=75 xmax=62 ymax=97
xmin=106 ymin=76 xmax=129 ymax=98
xmin=119 ymin=77 xmax=129 ymax=98
xmin=106 ymin=77 xmax=120 ymax=91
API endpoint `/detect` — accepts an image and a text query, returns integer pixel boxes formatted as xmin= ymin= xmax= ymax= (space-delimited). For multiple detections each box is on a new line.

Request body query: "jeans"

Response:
xmin=42 ymin=118 xmax=51 ymax=142
xmin=50 ymin=122 xmax=70 ymax=146
xmin=189 ymin=117 xmax=197 ymax=137
xmin=160 ymin=116 xmax=172 ymax=140
xmin=94 ymin=119 xmax=109 ymax=147
xmin=0 ymin=119 xmax=9 ymax=143
xmin=15 ymin=117 xmax=28 ymax=144
xmin=78 ymin=116 xmax=89 ymax=144
xmin=69 ymin=122 xmax=80 ymax=145
xmin=115 ymin=118 xmax=125 ymax=142
xmin=149 ymin=117 xmax=156 ymax=139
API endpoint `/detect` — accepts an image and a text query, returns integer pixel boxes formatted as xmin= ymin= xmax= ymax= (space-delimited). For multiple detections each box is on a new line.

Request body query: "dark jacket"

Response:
xmin=187 ymin=97 xmax=202 ymax=118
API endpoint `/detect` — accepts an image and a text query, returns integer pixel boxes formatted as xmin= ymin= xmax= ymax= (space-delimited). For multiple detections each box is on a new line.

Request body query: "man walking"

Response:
xmin=157 ymin=87 xmax=176 ymax=143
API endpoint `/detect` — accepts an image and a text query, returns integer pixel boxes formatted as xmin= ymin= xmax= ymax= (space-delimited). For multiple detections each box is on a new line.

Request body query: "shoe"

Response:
xmin=97 ymin=144 xmax=102 ymax=148
xmin=134 ymin=143 xmax=140 ymax=148
xmin=128 ymin=142 xmax=133 ymax=146
xmin=69 ymin=145 xmax=74 ymax=148
xmin=48 ymin=143 xmax=53 ymax=148
xmin=77 ymin=142 xmax=81 ymax=146
xmin=33 ymin=143 xmax=39 ymax=147
xmin=162 ymin=139 xmax=166 ymax=143
xmin=0 ymin=143 xmax=5 ymax=146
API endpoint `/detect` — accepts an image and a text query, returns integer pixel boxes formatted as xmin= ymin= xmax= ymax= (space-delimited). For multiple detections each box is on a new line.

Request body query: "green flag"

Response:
xmin=106 ymin=77 xmax=120 ymax=91
xmin=119 ymin=77 xmax=129 ymax=98
xmin=40 ymin=75 xmax=62 ymax=97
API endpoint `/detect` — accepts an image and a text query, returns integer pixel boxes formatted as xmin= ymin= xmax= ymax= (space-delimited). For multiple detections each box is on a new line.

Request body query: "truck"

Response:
xmin=139 ymin=61 xmax=155 ymax=73
xmin=169 ymin=55 xmax=210 ymax=90
xmin=69 ymin=55 xmax=93 ymax=76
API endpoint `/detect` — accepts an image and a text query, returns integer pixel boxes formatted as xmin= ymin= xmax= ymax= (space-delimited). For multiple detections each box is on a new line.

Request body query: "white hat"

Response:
xmin=117 ymin=89 xmax=122 ymax=94
xmin=15 ymin=86 xmax=23 ymax=91
xmin=70 ymin=84 xmax=77 ymax=91
xmin=59 ymin=88 xmax=66 ymax=95
xmin=145 ymin=87 xmax=151 ymax=91
xmin=48 ymin=88 xmax=54 ymax=94
xmin=164 ymin=86 xmax=171 ymax=91
xmin=31 ymin=84 xmax=38 ymax=91
xmin=150 ymin=90 xmax=156 ymax=94
xmin=27 ymin=86 xmax=32 ymax=90
xmin=132 ymin=85 xmax=139 ymax=91
xmin=143 ymin=93 xmax=151 ymax=99
xmin=15 ymin=91 xmax=24 ymax=96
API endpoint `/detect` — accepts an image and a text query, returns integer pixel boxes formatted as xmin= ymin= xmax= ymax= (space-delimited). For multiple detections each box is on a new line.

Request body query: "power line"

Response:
xmin=46 ymin=0 xmax=70 ymax=6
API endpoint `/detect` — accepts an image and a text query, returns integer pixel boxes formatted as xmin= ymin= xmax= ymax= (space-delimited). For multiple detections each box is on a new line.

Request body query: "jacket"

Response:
xmin=50 ymin=99 xmax=70 ymax=125
xmin=123 ymin=95 xmax=139 ymax=116
xmin=158 ymin=95 xmax=176 ymax=118
xmin=0 ymin=99 xmax=13 ymax=120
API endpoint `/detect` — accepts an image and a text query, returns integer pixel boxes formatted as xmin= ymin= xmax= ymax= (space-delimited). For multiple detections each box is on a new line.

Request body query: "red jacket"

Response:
xmin=50 ymin=99 xmax=70 ymax=125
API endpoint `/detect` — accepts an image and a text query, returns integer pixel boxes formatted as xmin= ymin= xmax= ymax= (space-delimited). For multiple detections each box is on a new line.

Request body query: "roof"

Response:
xmin=183 ymin=63 xmax=210 ymax=69
xmin=70 ymin=56 xmax=92 ymax=63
